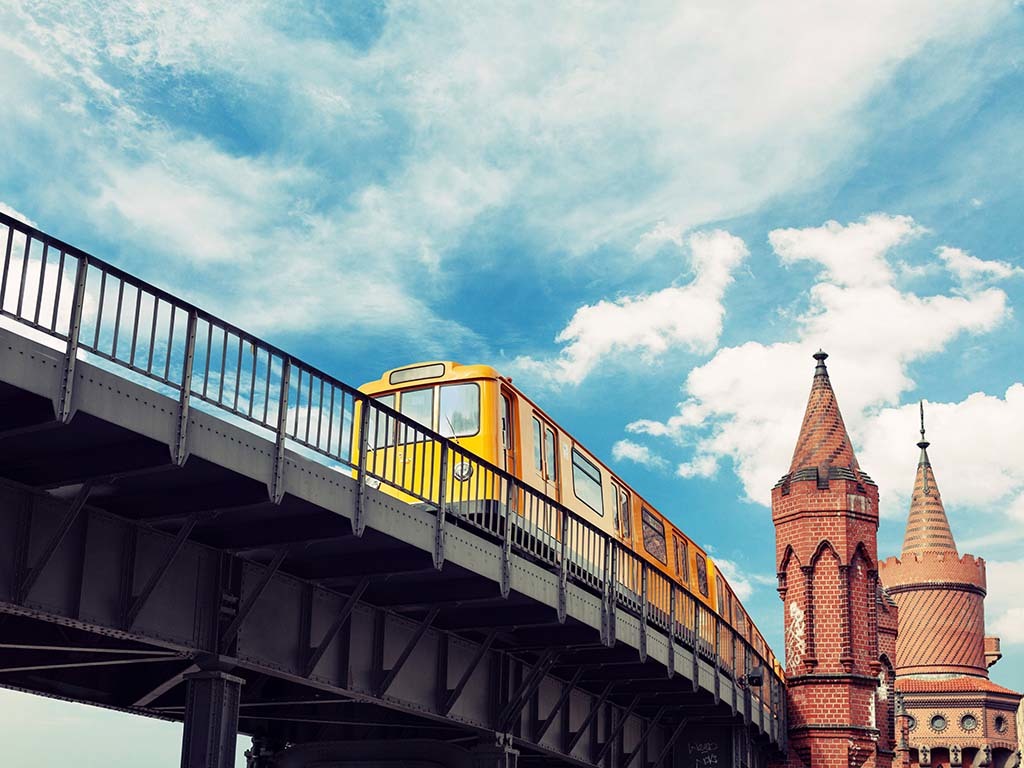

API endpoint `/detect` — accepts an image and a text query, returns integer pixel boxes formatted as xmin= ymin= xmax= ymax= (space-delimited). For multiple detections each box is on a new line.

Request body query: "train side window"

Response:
xmin=641 ymin=508 xmax=667 ymax=563
xmin=674 ymin=537 xmax=689 ymax=582
xmin=544 ymin=427 xmax=557 ymax=481
xmin=571 ymin=447 xmax=604 ymax=515
xmin=369 ymin=394 xmax=395 ymax=448
xmin=397 ymin=387 xmax=433 ymax=443
xmin=532 ymin=417 xmax=543 ymax=475
xmin=612 ymin=482 xmax=631 ymax=538
xmin=695 ymin=554 xmax=709 ymax=597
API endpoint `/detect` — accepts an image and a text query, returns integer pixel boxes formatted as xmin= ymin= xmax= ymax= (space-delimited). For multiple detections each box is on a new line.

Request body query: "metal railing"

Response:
xmin=0 ymin=211 xmax=786 ymax=741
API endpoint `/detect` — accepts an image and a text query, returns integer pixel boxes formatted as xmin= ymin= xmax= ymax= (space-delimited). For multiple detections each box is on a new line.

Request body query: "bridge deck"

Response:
xmin=0 ymin=211 xmax=784 ymax=767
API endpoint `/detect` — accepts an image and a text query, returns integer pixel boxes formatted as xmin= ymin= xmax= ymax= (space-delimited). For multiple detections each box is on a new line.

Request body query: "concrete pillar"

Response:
xmin=180 ymin=669 xmax=245 ymax=768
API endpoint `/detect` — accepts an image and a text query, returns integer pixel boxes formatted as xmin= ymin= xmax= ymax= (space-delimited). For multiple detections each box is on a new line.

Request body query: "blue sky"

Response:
xmin=2 ymin=1 xmax=1024 ymax=763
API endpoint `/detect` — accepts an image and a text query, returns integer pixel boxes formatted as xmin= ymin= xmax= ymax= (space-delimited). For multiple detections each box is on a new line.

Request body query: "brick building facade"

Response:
xmin=771 ymin=352 xmax=1021 ymax=768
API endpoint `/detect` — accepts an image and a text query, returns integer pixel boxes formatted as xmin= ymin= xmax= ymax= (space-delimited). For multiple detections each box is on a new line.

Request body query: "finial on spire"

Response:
xmin=813 ymin=349 xmax=828 ymax=375
xmin=917 ymin=400 xmax=930 ymax=450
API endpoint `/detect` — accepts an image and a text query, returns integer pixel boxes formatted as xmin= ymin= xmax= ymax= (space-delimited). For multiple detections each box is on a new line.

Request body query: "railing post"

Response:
xmin=713 ymin=616 xmax=721 ymax=705
xmin=173 ymin=310 xmax=197 ymax=466
xmin=433 ymin=443 xmax=448 ymax=570
xmin=557 ymin=510 xmax=568 ymax=624
xmin=731 ymin=629 xmax=739 ymax=716
xmin=271 ymin=359 xmax=291 ymax=505
xmin=600 ymin=537 xmax=615 ymax=647
xmin=56 ymin=256 xmax=88 ymax=423
xmin=354 ymin=394 xmax=371 ymax=537
xmin=691 ymin=599 xmax=700 ymax=693
xmin=500 ymin=481 xmax=513 ymax=598
xmin=667 ymin=585 xmax=676 ymax=678
xmin=638 ymin=562 xmax=648 ymax=662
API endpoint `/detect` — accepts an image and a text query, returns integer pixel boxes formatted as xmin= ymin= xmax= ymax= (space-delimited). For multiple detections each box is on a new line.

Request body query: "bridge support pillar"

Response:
xmin=245 ymin=735 xmax=285 ymax=768
xmin=180 ymin=669 xmax=245 ymax=768
xmin=471 ymin=736 xmax=518 ymax=768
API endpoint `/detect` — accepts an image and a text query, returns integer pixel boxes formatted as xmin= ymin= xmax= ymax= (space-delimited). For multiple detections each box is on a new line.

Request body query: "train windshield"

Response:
xmin=439 ymin=383 xmax=480 ymax=437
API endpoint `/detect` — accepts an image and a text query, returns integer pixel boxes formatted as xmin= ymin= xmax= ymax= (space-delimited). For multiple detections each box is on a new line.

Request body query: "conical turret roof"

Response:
xmin=786 ymin=351 xmax=870 ymax=484
xmin=901 ymin=402 xmax=958 ymax=557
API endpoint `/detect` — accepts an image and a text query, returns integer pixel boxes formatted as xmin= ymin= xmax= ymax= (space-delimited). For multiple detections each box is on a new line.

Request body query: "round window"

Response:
xmin=906 ymin=716 xmax=917 ymax=731
xmin=961 ymin=714 xmax=978 ymax=731
xmin=930 ymin=714 xmax=947 ymax=733
xmin=995 ymin=715 xmax=1008 ymax=733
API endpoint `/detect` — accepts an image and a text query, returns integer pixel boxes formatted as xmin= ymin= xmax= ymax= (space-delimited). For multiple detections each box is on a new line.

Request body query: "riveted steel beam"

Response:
xmin=16 ymin=482 xmax=92 ymax=604
xmin=220 ymin=547 xmax=289 ymax=652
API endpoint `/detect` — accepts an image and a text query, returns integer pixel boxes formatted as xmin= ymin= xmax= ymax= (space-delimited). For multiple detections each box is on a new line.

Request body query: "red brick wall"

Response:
xmin=772 ymin=476 xmax=892 ymax=768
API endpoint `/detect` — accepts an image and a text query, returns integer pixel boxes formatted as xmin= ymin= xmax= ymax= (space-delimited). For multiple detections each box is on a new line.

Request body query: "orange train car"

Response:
xmin=357 ymin=361 xmax=780 ymax=677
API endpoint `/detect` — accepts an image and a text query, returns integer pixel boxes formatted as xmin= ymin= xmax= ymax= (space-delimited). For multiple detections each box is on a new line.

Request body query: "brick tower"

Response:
xmin=772 ymin=351 xmax=893 ymax=768
xmin=879 ymin=405 xmax=1022 ymax=768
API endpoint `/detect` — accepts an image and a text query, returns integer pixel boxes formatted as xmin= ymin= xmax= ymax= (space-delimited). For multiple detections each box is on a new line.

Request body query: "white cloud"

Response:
xmin=514 ymin=230 xmax=748 ymax=385
xmin=611 ymin=439 xmax=668 ymax=469
xmin=937 ymin=246 xmax=1024 ymax=286
xmin=677 ymin=455 xmax=719 ymax=479
xmin=771 ymin=213 xmax=926 ymax=288
xmin=860 ymin=387 xmax=1024 ymax=525
xmin=987 ymin=560 xmax=1024 ymax=645
xmin=626 ymin=214 xmax=1012 ymax=508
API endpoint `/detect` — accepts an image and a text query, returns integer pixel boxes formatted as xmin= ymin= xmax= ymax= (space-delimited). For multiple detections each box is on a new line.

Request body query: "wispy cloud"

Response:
xmin=513 ymin=230 xmax=748 ymax=385
xmin=612 ymin=439 xmax=668 ymax=470
xmin=937 ymin=246 xmax=1024 ymax=287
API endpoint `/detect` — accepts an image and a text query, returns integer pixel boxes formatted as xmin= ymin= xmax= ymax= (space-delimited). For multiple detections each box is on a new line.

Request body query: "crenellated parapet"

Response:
xmin=879 ymin=551 xmax=986 ymax=596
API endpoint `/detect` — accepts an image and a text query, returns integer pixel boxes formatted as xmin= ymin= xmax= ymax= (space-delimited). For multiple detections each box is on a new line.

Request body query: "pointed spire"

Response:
xmin=787 ymin=350 xmax=865 ymax=481
xmin=901 ymin=401 xmax=958 ymax=557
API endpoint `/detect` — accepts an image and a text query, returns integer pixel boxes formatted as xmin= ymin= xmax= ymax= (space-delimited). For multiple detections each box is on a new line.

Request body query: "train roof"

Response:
xmin=358 ymin=361 xmax=501 ymax=396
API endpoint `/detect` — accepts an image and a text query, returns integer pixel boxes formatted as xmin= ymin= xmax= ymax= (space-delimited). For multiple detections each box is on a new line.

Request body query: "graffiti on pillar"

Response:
xmin=682 ymin=726 xmax=732 ymax=768
xmin=786 ymin=600 xmax=806 ymax=669
xmin=687 ymin=740 xmax=719 ymax=766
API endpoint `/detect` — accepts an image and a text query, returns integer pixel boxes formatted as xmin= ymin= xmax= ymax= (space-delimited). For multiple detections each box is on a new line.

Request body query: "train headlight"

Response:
xmin=453 ymin=462 xmax=474 ymax=482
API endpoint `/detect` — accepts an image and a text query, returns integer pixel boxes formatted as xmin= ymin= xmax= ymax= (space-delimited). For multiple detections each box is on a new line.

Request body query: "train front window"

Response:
xmin=369 ymin=394 xmax=395 ymax=449
xmin=641 ymin=508 xmax=667 ymax=563
xmin=571 ymin=447 xmax=604 ymax=515
xmin=439 ymin=383 xmax=480 ymax=438
xmin=398 ymin=388 xmax=433 ymax=442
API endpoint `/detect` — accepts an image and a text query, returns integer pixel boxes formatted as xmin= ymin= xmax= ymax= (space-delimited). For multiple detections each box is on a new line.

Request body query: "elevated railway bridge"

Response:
xmin=0 ymin=212 xmax=786 ymax=767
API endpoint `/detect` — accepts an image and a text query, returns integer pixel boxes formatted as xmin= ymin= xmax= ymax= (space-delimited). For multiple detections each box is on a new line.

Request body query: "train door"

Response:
xmin=501 ymin=389 xmax=517 ymax=474
xmin=530 ymin=413 xmax=559 ymax=500
xmin=673 ymin=534 xmax=690 ymax=632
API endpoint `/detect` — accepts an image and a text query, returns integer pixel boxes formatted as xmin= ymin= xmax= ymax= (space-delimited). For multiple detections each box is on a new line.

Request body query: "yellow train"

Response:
xmin=357 ymin=360 xmax=780 ymax=679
